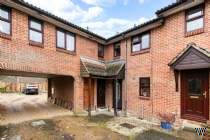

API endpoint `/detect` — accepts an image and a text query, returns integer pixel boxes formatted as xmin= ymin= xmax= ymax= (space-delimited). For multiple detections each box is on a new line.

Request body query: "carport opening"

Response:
xmin=0 ymin=72 xmax=74 ymax=125
xmin=48 ymin=76 xmax=74 ymax=111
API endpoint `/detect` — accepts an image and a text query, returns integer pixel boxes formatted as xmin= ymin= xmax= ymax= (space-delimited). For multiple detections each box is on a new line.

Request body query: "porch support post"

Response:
xmin=114 ymin=79 xmax=118 ymax=116
xmin=88 ymin=77 xmax=92 ymax=117
xmin=174 ymin=70 xmax=179 ymax=92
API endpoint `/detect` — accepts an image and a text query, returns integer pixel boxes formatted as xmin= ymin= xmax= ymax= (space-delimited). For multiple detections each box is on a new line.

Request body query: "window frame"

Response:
xmin=185 ymin=5 xmax=204 ymax=36
xmin=56 ymin=28 xmax=76 ymax=54
xmin=0 ymin=5 xmax=11 ymax=37
xmin=98 ymin=44 xmax=104 ymax=58
xmin=113 ymin=42 xmax=121 ymax=58
xmin=28 ymin=17 xmax=44 ymax=46
xmin=131 ymin=32 xmax=150 ymax=54
xmin=139 ymin=77 xmax=150 ymax=98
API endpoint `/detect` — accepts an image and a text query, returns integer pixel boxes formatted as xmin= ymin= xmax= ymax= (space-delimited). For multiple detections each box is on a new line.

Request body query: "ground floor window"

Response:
xmin=139 ymin=77 xmax=150 ymax=97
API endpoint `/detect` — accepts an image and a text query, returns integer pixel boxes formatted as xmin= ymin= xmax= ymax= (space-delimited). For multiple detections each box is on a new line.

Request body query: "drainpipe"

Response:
xmin=122 ymin=34 xmax=128 ymax=116
xmin=88 ymin=78 xmax=92 ymax=117
xmin=114 ymin=78 xmax=118 ymax=116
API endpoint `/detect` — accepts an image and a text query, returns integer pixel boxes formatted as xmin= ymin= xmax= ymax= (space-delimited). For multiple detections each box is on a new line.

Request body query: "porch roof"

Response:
xmin=80 ymin=56 xmax=125 ymax=79
xmin=169 ymin=43 xmax=210 ymax=70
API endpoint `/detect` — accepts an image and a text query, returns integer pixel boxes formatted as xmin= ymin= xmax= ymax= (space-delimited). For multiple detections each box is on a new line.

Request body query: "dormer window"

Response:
xmin=0 ymin=6 xmax=11 ymax=36
xmin=186 ymin=5 xmax=204 ymax=35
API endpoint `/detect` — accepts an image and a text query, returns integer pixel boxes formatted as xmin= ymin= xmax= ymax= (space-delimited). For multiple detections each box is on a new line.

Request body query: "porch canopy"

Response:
xmin=80 ymin=56 xmax=125 ymax=79
xmin=169 ymin=43 xmax=210 ymax=70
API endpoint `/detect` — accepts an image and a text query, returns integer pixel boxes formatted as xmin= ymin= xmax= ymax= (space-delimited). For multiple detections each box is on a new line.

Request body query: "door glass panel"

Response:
xmin=188 ymin=78 xmax=202 ymax=96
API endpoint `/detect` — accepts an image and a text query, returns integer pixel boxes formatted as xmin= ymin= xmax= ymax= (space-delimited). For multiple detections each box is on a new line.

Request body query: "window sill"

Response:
xmin=185 ymin=28 xmax=204 ymax=37
xmin=131 ymin=49 xmax=150 ymax=56
xmin=139 ymin=96 xmax=150 ymax=100
xmin=56 ymin=48 xmax=76 ymax=55
xmin=0 ymin=33 xmax=12 ymax=40
xmin=113 ymin=56 xmax=121 ymax=60
xmin=98 ymin=56 xmax=104 ymax=61
xmin=29 ymin=41 xmax=44 ymax=48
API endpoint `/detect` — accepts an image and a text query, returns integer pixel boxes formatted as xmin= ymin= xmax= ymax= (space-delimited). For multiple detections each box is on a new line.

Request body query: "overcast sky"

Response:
xmin=24 ymin=0 xmax=176 ymax=38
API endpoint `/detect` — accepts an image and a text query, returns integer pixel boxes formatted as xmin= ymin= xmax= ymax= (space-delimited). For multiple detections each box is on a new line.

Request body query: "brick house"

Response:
xmin=0 ymin=0 xmax=210 ymax=125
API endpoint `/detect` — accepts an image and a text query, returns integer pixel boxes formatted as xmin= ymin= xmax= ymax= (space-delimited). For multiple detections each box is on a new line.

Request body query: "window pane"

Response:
xmin=57 ymin=31 xmax=65 ymax=48
xmin=132 ymin=43 xmax=141 ymax=52
xmin=30 ymin=20 xmax=42 ymax=31
xmin=142 ymin=34 xmax=150 ymax=49
xmin=141 ymin=87 xmax=150 ymax=97
xmin=187 ymin=17 xmax=204 ymax=32
xmin=66 ymin=34 xmax=75 ymax=51
xmin=30 ymin=30 xmax=42 ymax=43
xmin=98 ymin=45 xmax=104 ymax=57
xmin=140 ymin=78 xmax=150 ymax=97
xmin=132 ymin=36 xmax=140 ymax=43
xmin=0 ymin=8 xmax=9 ymax=20
xmin=187 ymin=9 xmax=203 ymax=20
xmin=188 ymin=78 xmax=202 ymax=95
xmin=0 ymin=20 xmax=10 ymax=35
xmin=114 ymin=44 xmax=120 ymax=57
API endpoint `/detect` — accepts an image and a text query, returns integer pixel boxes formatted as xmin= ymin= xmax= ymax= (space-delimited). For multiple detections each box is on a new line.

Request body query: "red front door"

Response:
xmin=181 ymin=69 xmax=209 ymax=122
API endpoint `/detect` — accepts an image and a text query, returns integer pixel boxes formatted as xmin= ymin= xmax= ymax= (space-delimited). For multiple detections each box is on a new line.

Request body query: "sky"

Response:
xmin=24 ymin=0 xmax=176 ymax=38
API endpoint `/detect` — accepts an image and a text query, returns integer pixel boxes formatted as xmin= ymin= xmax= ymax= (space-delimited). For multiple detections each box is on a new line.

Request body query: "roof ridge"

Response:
xmin=156 ymin=0 xmax=188 ymax=15
xmin=11 ymin=0 xmax=197 ymax=41
xmin=15 ymin=0 xmax=106 ymax=40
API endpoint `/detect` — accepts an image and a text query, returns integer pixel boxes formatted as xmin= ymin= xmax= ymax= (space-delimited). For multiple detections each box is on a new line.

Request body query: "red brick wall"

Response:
xmin=1 ymin=1 xmax=210 ymax=121
xmin=49 ymin=77 xmax=74 ymax=107
xmin=105 ymin=1 xmax=210 ymax=123
xmin=151 ymin=0 xmax=210 ymax=123
xmin=0 ymin=8 xmax=99 ymax=112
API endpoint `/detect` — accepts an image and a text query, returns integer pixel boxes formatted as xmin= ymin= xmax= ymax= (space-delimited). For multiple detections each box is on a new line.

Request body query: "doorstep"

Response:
xmin=182 ymin=119 xmax=207 ymax=131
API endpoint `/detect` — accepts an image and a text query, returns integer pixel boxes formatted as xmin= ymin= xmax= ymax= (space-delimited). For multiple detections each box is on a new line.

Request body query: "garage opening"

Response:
xmin=0 ymin=72 xmax=74 ymax=125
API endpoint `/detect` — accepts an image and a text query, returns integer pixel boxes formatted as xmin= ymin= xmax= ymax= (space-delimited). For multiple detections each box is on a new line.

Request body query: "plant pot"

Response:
xmin=161 ymin=121 xmax=172 ymax=130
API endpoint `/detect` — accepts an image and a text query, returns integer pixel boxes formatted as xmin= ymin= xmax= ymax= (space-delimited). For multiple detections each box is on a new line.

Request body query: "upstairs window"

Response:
xmin=139 ymin=77 xmax=150 ymax=97
xmin=131 ymin=33 xmax=150 ymax=53
xmin=114 ymin=42 xmax=121 ymax=57
xmin=57 ymin=29 xmax=75 ymax=52
xmin=186 ymin=6 xmax=204 ymax=33
xmin=29 ymin=18 xmax=43 ymax=44
xmin=0 ymin=6 xmax=11 ymax=36
xmin=98 ymin=44 xmax=104 ymax=58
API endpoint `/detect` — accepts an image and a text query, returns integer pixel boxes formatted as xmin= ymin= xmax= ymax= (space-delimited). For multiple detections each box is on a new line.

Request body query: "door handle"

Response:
xmin=203 ymin=91 xmax=207 ymax=99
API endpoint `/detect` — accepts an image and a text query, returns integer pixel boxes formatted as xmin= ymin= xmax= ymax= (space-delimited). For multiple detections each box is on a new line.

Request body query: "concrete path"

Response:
xmin=0 ymin=93 xmax=73 ymax=125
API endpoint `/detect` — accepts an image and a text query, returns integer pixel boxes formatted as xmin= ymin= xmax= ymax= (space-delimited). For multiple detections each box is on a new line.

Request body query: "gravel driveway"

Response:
xmin=0 ymin=93 xmax=73 ymax=125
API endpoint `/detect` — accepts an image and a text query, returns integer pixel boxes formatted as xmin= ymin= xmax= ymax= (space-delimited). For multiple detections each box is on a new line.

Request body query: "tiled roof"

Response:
xmin=107 ymin=17 xmax=164 ymax=41
xmin=10 ymin=0 xmax=162 ymax=42
xmin=156 ymin=0 xmax=188 ymax=15
xmin=9 ymin=0 xmax=198 ymax=43
xmin=80 ymin=56 xmax=125 ymax=78
xmin=169 ymin=42 xmax=210 ymax=66
xmin=14 ymin=0 xmax=106 ymax=41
